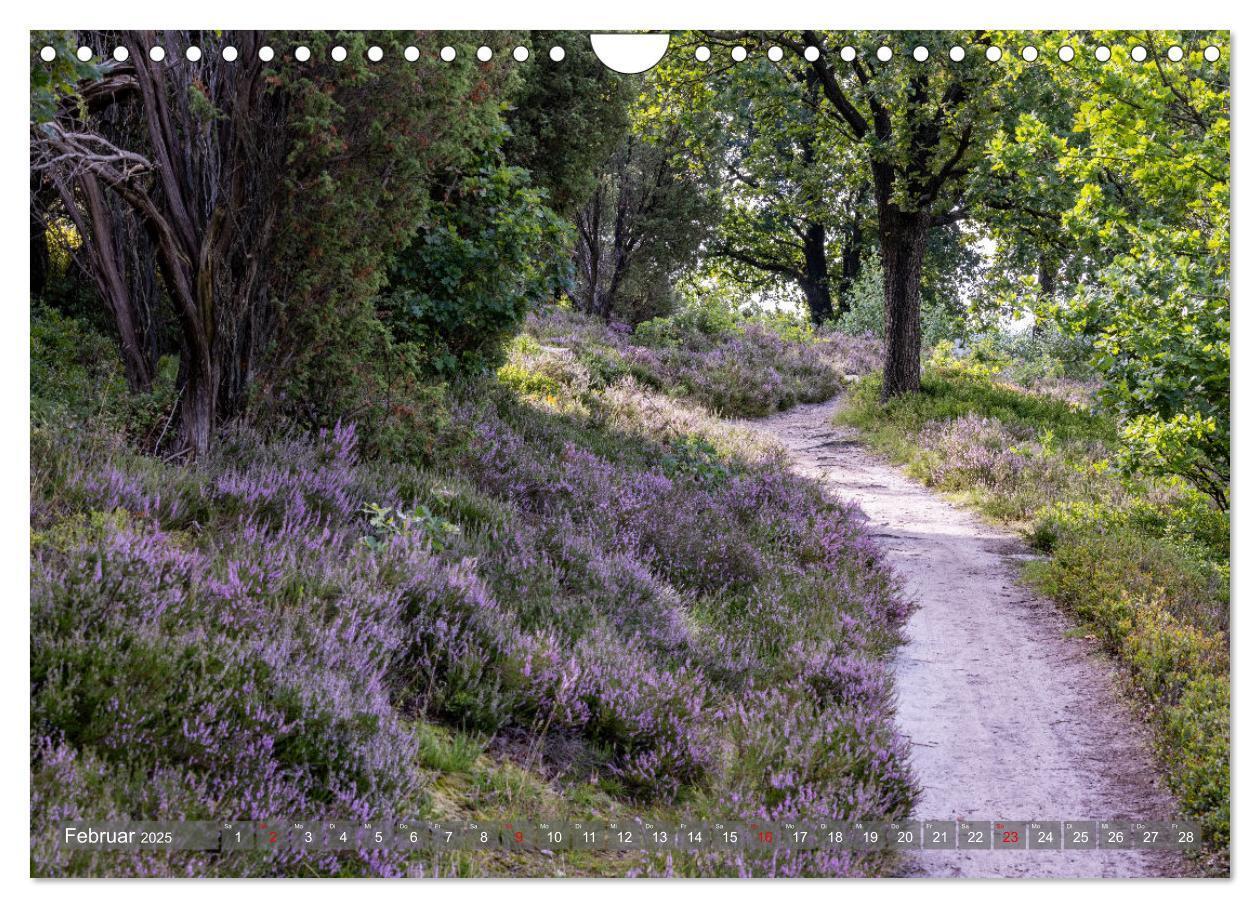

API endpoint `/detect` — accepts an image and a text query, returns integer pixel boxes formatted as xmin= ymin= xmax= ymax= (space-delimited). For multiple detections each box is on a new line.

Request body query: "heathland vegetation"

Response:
xmin=30 ymin=29 xmax=1228 ymax=875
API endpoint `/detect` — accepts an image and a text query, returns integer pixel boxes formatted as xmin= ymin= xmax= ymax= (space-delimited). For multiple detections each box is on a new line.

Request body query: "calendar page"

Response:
xmin=26 ymin=10 xmax=1231 ymax=885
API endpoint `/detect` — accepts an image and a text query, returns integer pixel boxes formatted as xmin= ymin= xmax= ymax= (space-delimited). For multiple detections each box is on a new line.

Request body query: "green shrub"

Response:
xmin=997 ymin=325 xmax=1096 ymax=381
xmin=632 ymin=296 xmax=818 ymax=350
xmin=383 ymin=165 xmax=572 ymax=376
xmin=1032 ymin=528 xmax=1229 ymax=850
xmin=1034 ymin=495 xmax=1229 ymax=570
xmin=358 ymin=374 xmax=454 ymax=467
xmin=496 ymin=362 xmax=564 ymax=398
xmin=31 ymin=305 xmax=179 ymax=446
xmin=31 ymin=305 xmax=129 ymax=427
xmin=660 ymin=435 xmax=732 ymax=487
xmin=360 ymin=502 xmax=462 ymax=554
xmin=1164 ymin=676 xmax=1230 ymax=847
xmin=633 ymin=301 xmax=742 ymax=348
xmin=575 ymin=346 xmax=634 ymax=387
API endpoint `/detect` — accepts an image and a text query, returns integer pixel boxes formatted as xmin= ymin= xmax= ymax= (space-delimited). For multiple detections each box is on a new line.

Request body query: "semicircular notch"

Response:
xmin=589 ymin=33 xmax=671 ymax=74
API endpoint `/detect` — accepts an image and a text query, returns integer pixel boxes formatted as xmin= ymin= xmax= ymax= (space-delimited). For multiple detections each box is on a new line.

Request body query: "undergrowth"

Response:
xmin=31 ymin=305 xmax=912 ymax=878
xmin=522 ymin=303 xmax=881 ymax=418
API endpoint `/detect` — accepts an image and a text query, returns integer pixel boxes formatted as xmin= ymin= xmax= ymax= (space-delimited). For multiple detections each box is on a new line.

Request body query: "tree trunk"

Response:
xmin=834 ymin=211 xmax=863 ymax=314
xmin=878 ymin=205 xmax=931 ymax=400
xmin=576 ymin=184 xmax=604 ymax=315
xmin=77 ymin=176 xmax=157 ymax=393
xmin=1037 ymin=253 xmax=1057 ymax=299
xmin=1031 ymin=253 xmax=1058 ymax=337
xmin=799 ymin=222 xmax=834 ymax=324
xmin=180 ymin=349 xmax=214 ymax=457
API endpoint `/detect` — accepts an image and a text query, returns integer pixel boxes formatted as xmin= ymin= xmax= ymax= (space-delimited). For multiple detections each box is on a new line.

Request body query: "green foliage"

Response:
xmin=495 ymin=362 xmax=564 ymax=399
xmin=656 ymin=50 xmax=865 ymax=318
xmin=660 ymin=435 xmax=732 ymax=487
xmin=502 ymin=34 xmax=636 ymax=217
xmin=495 ymin=333 xmax=595 ymax=402
xmin=574 ymin=346 xmax=635 ymax=388
xmin=986 ymin=30 xmax=1230 ymax=506
xmin=266 ymin=30 xmax=519 ymax=420
xmin=633 ymin=299 xmax=746 ymax=348
xmin=634 ymin=295 xmax=817 ymax=349
xmin=1117 ymin=412 xmax=1226 ymax=508
xmin=359 ymin=502 xmax=462 ymax=554
xmin=1030 ymin=525 xmax=1228 ymax=851
xmin=919 ymin=329 xmax=1095 ymax=398
xmin=31 ymin=305 xmax=128 ymax=427
xmin=976 ymin=47 xmax=1088 ymax=318
xmin=575 ymin=126 xmax=719 ymax=324
xmin=926 ymin=340 xmax=1004 ymax=380
xmin=359 ymin=374 xmax=455 ymax=467
xmin=34 ymin=217 xmax=115 ymax=334
xmin=29 ymin=32 xmax=99 ymax=124
xmin=31 ymin=305 xmax=178 ymax=446
xmin=835 ymin=254 xmax=962 ymax=350
xmin=1164 ymin=676 xmax=1229 ymax=848
xmin=383 ymin=165 xmax=572 ymax=375
xmin=992 ymin=326 xmax=1096 ymax=383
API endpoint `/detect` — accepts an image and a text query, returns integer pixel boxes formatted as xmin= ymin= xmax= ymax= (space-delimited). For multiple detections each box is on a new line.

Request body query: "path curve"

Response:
xmin=741 ymin=398 xmax=1185 ymax=878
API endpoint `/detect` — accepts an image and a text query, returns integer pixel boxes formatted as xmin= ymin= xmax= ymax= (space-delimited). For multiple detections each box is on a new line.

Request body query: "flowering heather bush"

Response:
xmin=31 ymin=308 xmax=913 ymax=877
xmin=914 ymin=414 xmax=1119 ymax=521
xmin=521 ymin=307 xmax=880 ymax=417
xmin=839 ymin=371 xmax=1122 ymax=524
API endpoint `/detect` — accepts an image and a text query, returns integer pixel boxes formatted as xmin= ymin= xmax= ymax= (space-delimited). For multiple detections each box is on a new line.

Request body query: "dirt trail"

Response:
xmin=741 ymin=398 xmax=1185 ymax=878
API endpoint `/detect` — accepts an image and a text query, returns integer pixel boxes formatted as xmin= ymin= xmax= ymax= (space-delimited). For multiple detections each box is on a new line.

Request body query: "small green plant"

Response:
xmin=359 ymin=502 xmax=461 ymax=553
xmin=660 ymin=435 xmax=731 ymax=486
xmin=30 ymin=509 xmax=133 ymax=553
xmin=576 ymin=346 xmax=632 ymax=387
xmin=927 ymin=339 xmax=1007 ymax=379
xmin=496 ymin=362 xmax=563 ymax=398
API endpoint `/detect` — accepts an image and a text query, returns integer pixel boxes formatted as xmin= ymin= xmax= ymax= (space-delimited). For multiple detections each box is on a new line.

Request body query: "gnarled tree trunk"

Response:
xmin=32 ymin=30 xmax=286 ymax=456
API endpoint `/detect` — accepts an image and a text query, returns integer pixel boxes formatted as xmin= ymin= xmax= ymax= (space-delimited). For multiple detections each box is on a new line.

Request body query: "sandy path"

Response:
xmin=741 ymin=398 xmax=1186 ymax=878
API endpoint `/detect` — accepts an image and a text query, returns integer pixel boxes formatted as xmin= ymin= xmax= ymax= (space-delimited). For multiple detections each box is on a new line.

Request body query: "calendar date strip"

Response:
xmin=58 ymin=819 xmax=1203 ymax=852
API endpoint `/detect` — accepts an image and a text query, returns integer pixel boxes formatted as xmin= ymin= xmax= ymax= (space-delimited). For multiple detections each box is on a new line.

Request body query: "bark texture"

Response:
xmin=31 ymin=30 xmax=287 ymax=455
